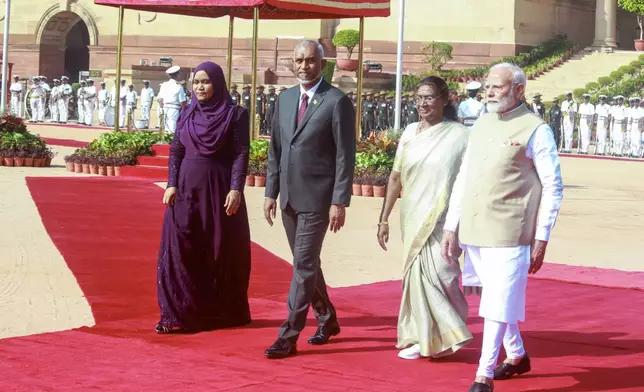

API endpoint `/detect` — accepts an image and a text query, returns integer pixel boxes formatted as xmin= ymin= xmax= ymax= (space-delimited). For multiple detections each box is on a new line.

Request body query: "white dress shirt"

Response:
xmin=458 ymin=98 xmax=483 ymax=120
xmin=298 ymin=77 xmax=324 ymax=103
xmin=445 ymin=121 xmax=564 ymax=242
xmin=159 ymin=80 xmax=187 ymax=108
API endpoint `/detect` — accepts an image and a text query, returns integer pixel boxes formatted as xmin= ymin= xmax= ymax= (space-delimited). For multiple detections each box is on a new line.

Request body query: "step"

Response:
xmin=151 ymin=144 xmax=170 ymax=156
xmin=118 ymin=165 xmax=167 ymax=181
xmin=137 ymin=155 xmax=169 ymax=167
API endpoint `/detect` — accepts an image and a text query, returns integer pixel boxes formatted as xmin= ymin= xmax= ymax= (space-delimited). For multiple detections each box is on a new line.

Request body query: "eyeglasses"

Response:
xmin=414 ymin=95 xmax=439 ymax=104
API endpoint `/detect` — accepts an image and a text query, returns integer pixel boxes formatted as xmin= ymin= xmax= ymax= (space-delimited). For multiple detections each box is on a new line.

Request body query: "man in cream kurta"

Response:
xmin=441 ymin=63 xmax=563 ymax=392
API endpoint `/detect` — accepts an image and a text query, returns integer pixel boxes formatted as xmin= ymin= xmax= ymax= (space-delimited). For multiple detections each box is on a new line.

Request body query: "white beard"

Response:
xmin=486 ymin=94 xmax=516 ymax=113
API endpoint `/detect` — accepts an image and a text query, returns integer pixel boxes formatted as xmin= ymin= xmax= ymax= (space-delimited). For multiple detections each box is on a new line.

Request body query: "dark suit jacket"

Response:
xmin=265 ymin=80 xmax=356 ymax=213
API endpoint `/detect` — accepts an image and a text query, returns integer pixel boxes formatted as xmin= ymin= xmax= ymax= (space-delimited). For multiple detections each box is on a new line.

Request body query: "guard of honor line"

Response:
xmin=6 ymin=70 xmax=644 ymax=157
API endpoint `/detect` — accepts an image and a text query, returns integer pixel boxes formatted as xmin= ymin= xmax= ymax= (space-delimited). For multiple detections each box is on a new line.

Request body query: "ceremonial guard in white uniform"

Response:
xmin=156 ymin=83 xmax=163 ymax=129
xmin=629 ymin=97 xmax=642 ymax=157
xmin=58 ymin=76 xmax=73 ymax=123
xmin=49 ymin=79 xmax=61 ymax=123
xmin=110 ymin=79 xmax=128 ymax=127
xmin=98 ymin=81 xmax=109 ymax=125
xmin=77 ymin=80 xmax=87 ymax=124
xmin=560 ymin=92 xmax=577 ymax=152
xmin=531 ymin=93 xmax=546 ymax=119
xmin=39 ymin=76 xmax=51 ymax=122
xmin=84 ymin=79 xmax=97 ymax=126
xmin=594 ymin=95 xmax=611 ymax=155
xmin=578 ymin=94 xmax=595 ymax=154
xmin=9 ymin=76 xmax=24 ymax=118
xmin=126 ymin=84 xmax=139 ymax=127
xmin=458 ymin=81 xmax=483 ymax=129
xmin=158 ymin=65 xmax=187 ymax=133
xmin=29 ymin=77 xmax=43 ymax=123
xmin=140 ymin=80 xmax=155 ymax=125
xmin=610 ymin=96 xmax=626 ymax=156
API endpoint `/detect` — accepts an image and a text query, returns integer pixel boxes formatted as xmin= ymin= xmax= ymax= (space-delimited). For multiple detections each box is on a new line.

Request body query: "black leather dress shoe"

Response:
xmin=467 ymin=382 xmax=493 ymax=392
xmin=308 ymin=323 xmax=341 ymax=345
xmin=493 ymin=354 xmax=531 ymax=380
xmin=264 ymin=338 xmax=297 ymax=359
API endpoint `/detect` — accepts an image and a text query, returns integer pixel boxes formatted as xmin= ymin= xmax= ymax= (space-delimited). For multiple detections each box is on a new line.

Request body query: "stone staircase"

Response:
xmin=526 ymin=50 xmax=641 ymax=100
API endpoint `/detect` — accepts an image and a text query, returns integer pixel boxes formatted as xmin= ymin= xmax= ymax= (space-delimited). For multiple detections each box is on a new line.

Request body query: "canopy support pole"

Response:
xmin=250 ymin=7 xmax=259 ymax=140
xmin=394 ymin=0 xmax=405 ymax=131
xmin=1 ymin=0 xmax=12 ymax=113
xmin=354 ymin=17 xmax=365 ymax=141
xmin=114 ymin=6 xmax=125 ymax=132
xmin=226 ymin=15 xmax=234 ymax=88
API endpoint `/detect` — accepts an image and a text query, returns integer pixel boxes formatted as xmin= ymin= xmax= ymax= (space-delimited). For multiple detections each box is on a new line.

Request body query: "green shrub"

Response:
xmin=332 ymin=29 xmax=360 ymax=59
xmin=610 ymin=70 xmax=624 ymax=81
xmin=572 ymin=88 xmax=587 ymax=99
xmin=322 ymin=60 xmax=336 ymax=84
xmin=585 ymin=82 xmax=599 ymax=92
xmin=598 ymin=76 xmax=612 ymax=87
xmin=421 ymin=41 xmax=454 ymax=72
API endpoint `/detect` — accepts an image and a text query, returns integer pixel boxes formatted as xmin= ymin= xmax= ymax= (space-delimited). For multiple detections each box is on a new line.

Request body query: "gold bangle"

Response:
xmin=378 ymin=221 xmax=389 ymax=227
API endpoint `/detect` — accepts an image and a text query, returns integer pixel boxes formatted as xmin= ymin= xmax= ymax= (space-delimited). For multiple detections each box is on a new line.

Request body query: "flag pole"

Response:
xmin=226 ymin=15 xmax=234 ymax=88
xmin=394 ymin=0 xmax=405 ymax=131
xmin=114 ymin=6 xmax=125 ymax=132
xmin=250 ymin=7 xmax=259 ymax=140
xmin=1 ymin=0 xmax=13 ymax=113
xmin=354 ymin=17 xmax=365 ymax=141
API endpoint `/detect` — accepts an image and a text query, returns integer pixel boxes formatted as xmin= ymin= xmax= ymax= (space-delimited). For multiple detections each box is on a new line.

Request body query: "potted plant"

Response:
xmin=246 ymin=161 xmax=256 ymax=187
xmin=96 ymin=154 xmax=107 ymax=176
xmin=89 ymin=153 xmax=99 ymax=175
xmin=352 ymin=168 xmax=363 ymax=196
xmin=619 ymin=0 xmax=644 ymax=51
xmin=254 ymin=159 xmax=267 ymax=187
xmin=3 ymin=149 xmax=14 ymax=166
xmin=64 ymin=154 xmax=76 ymax=172
xmin=45 ymin=149 xmax=55 ymax=167
xmin=373 ymin=167 xmax=389 ymax=197
xmin=361 ymin=167 xmax=375 ymax=197
xmin=333 ymin=29 xmax=360 ymax=71
xmin=106 ymin=156 xmax=116 ymax=176
xmin=14 ymin=149 xmax=25 ymax=167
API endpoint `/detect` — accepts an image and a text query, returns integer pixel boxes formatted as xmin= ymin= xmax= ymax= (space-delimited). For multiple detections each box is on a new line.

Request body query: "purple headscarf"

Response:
xmin=177 ymin=61 xmax=236 ymax=155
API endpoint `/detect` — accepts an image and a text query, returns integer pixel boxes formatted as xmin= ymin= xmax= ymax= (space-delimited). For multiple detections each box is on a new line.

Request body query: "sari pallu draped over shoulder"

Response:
xmin=393 ymin=121 xmax=472 ymax=358
xmin=395 ymin=121 xmax=468 ymax=274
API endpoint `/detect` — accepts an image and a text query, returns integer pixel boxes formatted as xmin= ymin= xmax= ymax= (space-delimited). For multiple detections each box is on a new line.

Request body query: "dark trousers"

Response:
xmin=278 ymin=204 xmax=337 ymax=342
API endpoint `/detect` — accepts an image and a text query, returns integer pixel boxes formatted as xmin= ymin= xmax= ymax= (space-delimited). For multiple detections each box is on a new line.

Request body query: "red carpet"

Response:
xmin=1 ymin=177 xmax=643 ymax=391
xmin=40 ymin=137 xmax=90 ymax=148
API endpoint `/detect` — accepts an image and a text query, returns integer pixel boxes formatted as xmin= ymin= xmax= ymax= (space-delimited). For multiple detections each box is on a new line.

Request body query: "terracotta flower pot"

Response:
xmin=373 ymin=185 xmax=386 ymax=197
xmin=361 ymin=184 xmax=374 ymax=197
xmin=0 ymin=157 xmax=4 ymax=166
xmin=107 ymin=166 xmax=115 ymax=176
xmin=89 ymin=164 xmax=98 ymax=175
xmin=254 ymin=176 xmax=266 ymax=187
xmin=45 ymin=157 xmax=52 ymax=167
xmin=635 ymin=40 xmax=644 ymax=52
xmin=114 ymin=166 xmax=121 ymax=176
xmin=336 ymin=58 xmax=359 ymax=71
xmin=24 ymin=158 xmax=34 ymax=167
xmin=4 ymin=157 xmax=14 ymax=167
xmin=352 ymin=183 xmax=362 ymax=196
xmin=82 ymin=163 xmax=90 ymax=174
xmin=34 ymin=158 xmax=45 ymax=167
xmin=245 ymin=175 xmax=255 ymax=186
xmin=14 ymin=157 xmax=24 ymax=167
xmin=74 ymin=163 xmax=82 ymax=173
xmin=98 ymin=166 xmax=107 ymax=176
xmin=66 ymin=162 xmax=74 ymax=172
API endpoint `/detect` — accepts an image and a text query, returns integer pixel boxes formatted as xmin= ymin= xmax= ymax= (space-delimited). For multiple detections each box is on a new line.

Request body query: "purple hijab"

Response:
xmin=177 ymin=61 xmax=236 ymax=155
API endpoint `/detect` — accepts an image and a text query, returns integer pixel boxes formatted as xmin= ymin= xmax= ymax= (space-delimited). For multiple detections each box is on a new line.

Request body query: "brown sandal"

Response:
xmin=154 ymin=323 xmax=185 ymax=334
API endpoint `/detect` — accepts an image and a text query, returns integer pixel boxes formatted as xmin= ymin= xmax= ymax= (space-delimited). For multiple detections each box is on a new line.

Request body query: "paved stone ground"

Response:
xmin=1 ymin=124 xmax=642 ymax=339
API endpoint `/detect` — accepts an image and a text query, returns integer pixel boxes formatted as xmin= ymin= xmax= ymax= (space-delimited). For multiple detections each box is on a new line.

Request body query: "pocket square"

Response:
xmin=501 ymin=140 xmax=521 ymax=147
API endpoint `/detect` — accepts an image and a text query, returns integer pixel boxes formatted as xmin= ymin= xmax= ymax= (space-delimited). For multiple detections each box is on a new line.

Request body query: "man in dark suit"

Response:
xmin=263 ymin=40 xmax=356 ymax=359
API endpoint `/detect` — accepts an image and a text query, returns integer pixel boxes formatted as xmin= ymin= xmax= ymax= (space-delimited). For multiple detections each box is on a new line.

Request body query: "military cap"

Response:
xmin=243 ymin=84 xmax=250 ymax=89
xmin=165 ymin=65 xmax=181 ymax=75
xmin=143 ymin=80 xmax=150 ymax=83
xmin=598 ymin=95 xmax=607 ymax=99
xmin=268 ymin=85 xmax=275 ymax=90
xmin=61 ymin=76 xmax=69 ymax=80
xmin=583 ymin=93 xmax=591 ymax=98
xmin=279 ymin=86 xmax=286 ymax=91
xmin=231 ymin=83 xmax=238 ymax=88
xmin=532 ymin=92 xmax=542 ymax=98
xmin=466 ymin=81 xmax=482 ymax=91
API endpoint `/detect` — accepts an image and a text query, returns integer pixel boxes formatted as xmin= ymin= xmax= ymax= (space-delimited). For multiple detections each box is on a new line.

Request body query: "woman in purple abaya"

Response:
xmin=155 ymin=61 xmax=251 ymax=334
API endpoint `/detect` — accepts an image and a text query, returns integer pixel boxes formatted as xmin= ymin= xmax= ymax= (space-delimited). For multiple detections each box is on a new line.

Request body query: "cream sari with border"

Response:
xmin=394 ymin=120 xmax=473 ymax=357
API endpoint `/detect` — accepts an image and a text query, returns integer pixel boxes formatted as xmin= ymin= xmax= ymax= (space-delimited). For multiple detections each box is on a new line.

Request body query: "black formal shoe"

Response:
xmin=467 ymin=382 xmax=493 ymax=392
xmin=493 ymin=354 xmax=531 ymax=380
xmin=307 ymin=323 xmax=341 ymax=345
xmin=264 ymin=338 xmax=297 ymax=359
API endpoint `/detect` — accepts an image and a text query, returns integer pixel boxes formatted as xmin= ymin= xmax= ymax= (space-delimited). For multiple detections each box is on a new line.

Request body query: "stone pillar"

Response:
xmin=592 ymin=0 xmax=617 ymax=47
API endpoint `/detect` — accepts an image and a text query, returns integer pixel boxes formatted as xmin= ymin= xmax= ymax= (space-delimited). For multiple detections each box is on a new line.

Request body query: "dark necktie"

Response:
xmin=297 ymin=94 xmax=309 ymax=125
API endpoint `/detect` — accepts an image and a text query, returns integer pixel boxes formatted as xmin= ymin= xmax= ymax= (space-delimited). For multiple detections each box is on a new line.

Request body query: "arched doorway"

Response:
xmin=39 ymin=11 xmax=90 ymax=82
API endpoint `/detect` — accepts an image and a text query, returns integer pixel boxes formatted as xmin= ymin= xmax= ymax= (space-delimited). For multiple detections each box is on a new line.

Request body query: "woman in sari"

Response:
xmin=156 ymin=61 xmax=252 ymax=334
xmin=377 ymin=76 xmax=472 ymax=360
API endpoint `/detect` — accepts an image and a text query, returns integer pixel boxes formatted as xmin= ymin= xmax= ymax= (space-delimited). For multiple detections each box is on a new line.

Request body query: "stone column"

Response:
xmin=592 ymin=0 xmax=617 ymax=47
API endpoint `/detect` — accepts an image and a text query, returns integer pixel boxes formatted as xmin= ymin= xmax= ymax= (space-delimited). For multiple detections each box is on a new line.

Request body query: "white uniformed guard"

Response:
xmin=610 ymin=95 xmax=626 ymax=155
xmin=594 ymin=95 xmax=611 ymax=155
xmin=458 ymin=81 xmax=483 ymax=129
xmin=98 ymin=81 xmax=109 ymax=125
xmin=156 ymin=83 xmax=163 ymax=129
xmin=50 ymin=79 xmax=61 ymax=123
xmin=126 ymin=84 xmax=139 ymax=126
xmin=110 ymin=79 xmax=128 ymax=127
xmin=77 ymin=80 xmax=87 ymax=124
xmin=9 ymin=76 xmax=24 ymax=118
xmin=578 ymin=93 xmax=595 ymax=154
xmin=158 ymin=65 xmax=187 ymax=133
xmin=39 ymin=76 xmax=51 ymax=122
xmin=29 ymin=77 xmax=43 ymax=122
xmin=58 ymin=76 xmax=72 ymax=123
xmin=629 ymin=97 xmax=642 ymax=157
xmin=140 ymin=80 xmax=155 ymax=124
xmin=84 ymin=79 xmax=97 ymax=126
xmin=560 ymin=92 xmax=577 ymax=152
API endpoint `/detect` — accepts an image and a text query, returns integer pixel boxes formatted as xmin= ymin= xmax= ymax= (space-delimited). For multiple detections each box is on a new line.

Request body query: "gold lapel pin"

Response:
xmin=312 ymin=99 xmax=318 ymax=105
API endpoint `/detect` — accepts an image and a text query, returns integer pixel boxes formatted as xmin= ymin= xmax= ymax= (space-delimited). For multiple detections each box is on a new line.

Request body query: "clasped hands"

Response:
xmin=263 ymin=198 xmax=346 ymax=232
xmin=163 ymin=187 xmax=242 ymax=216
